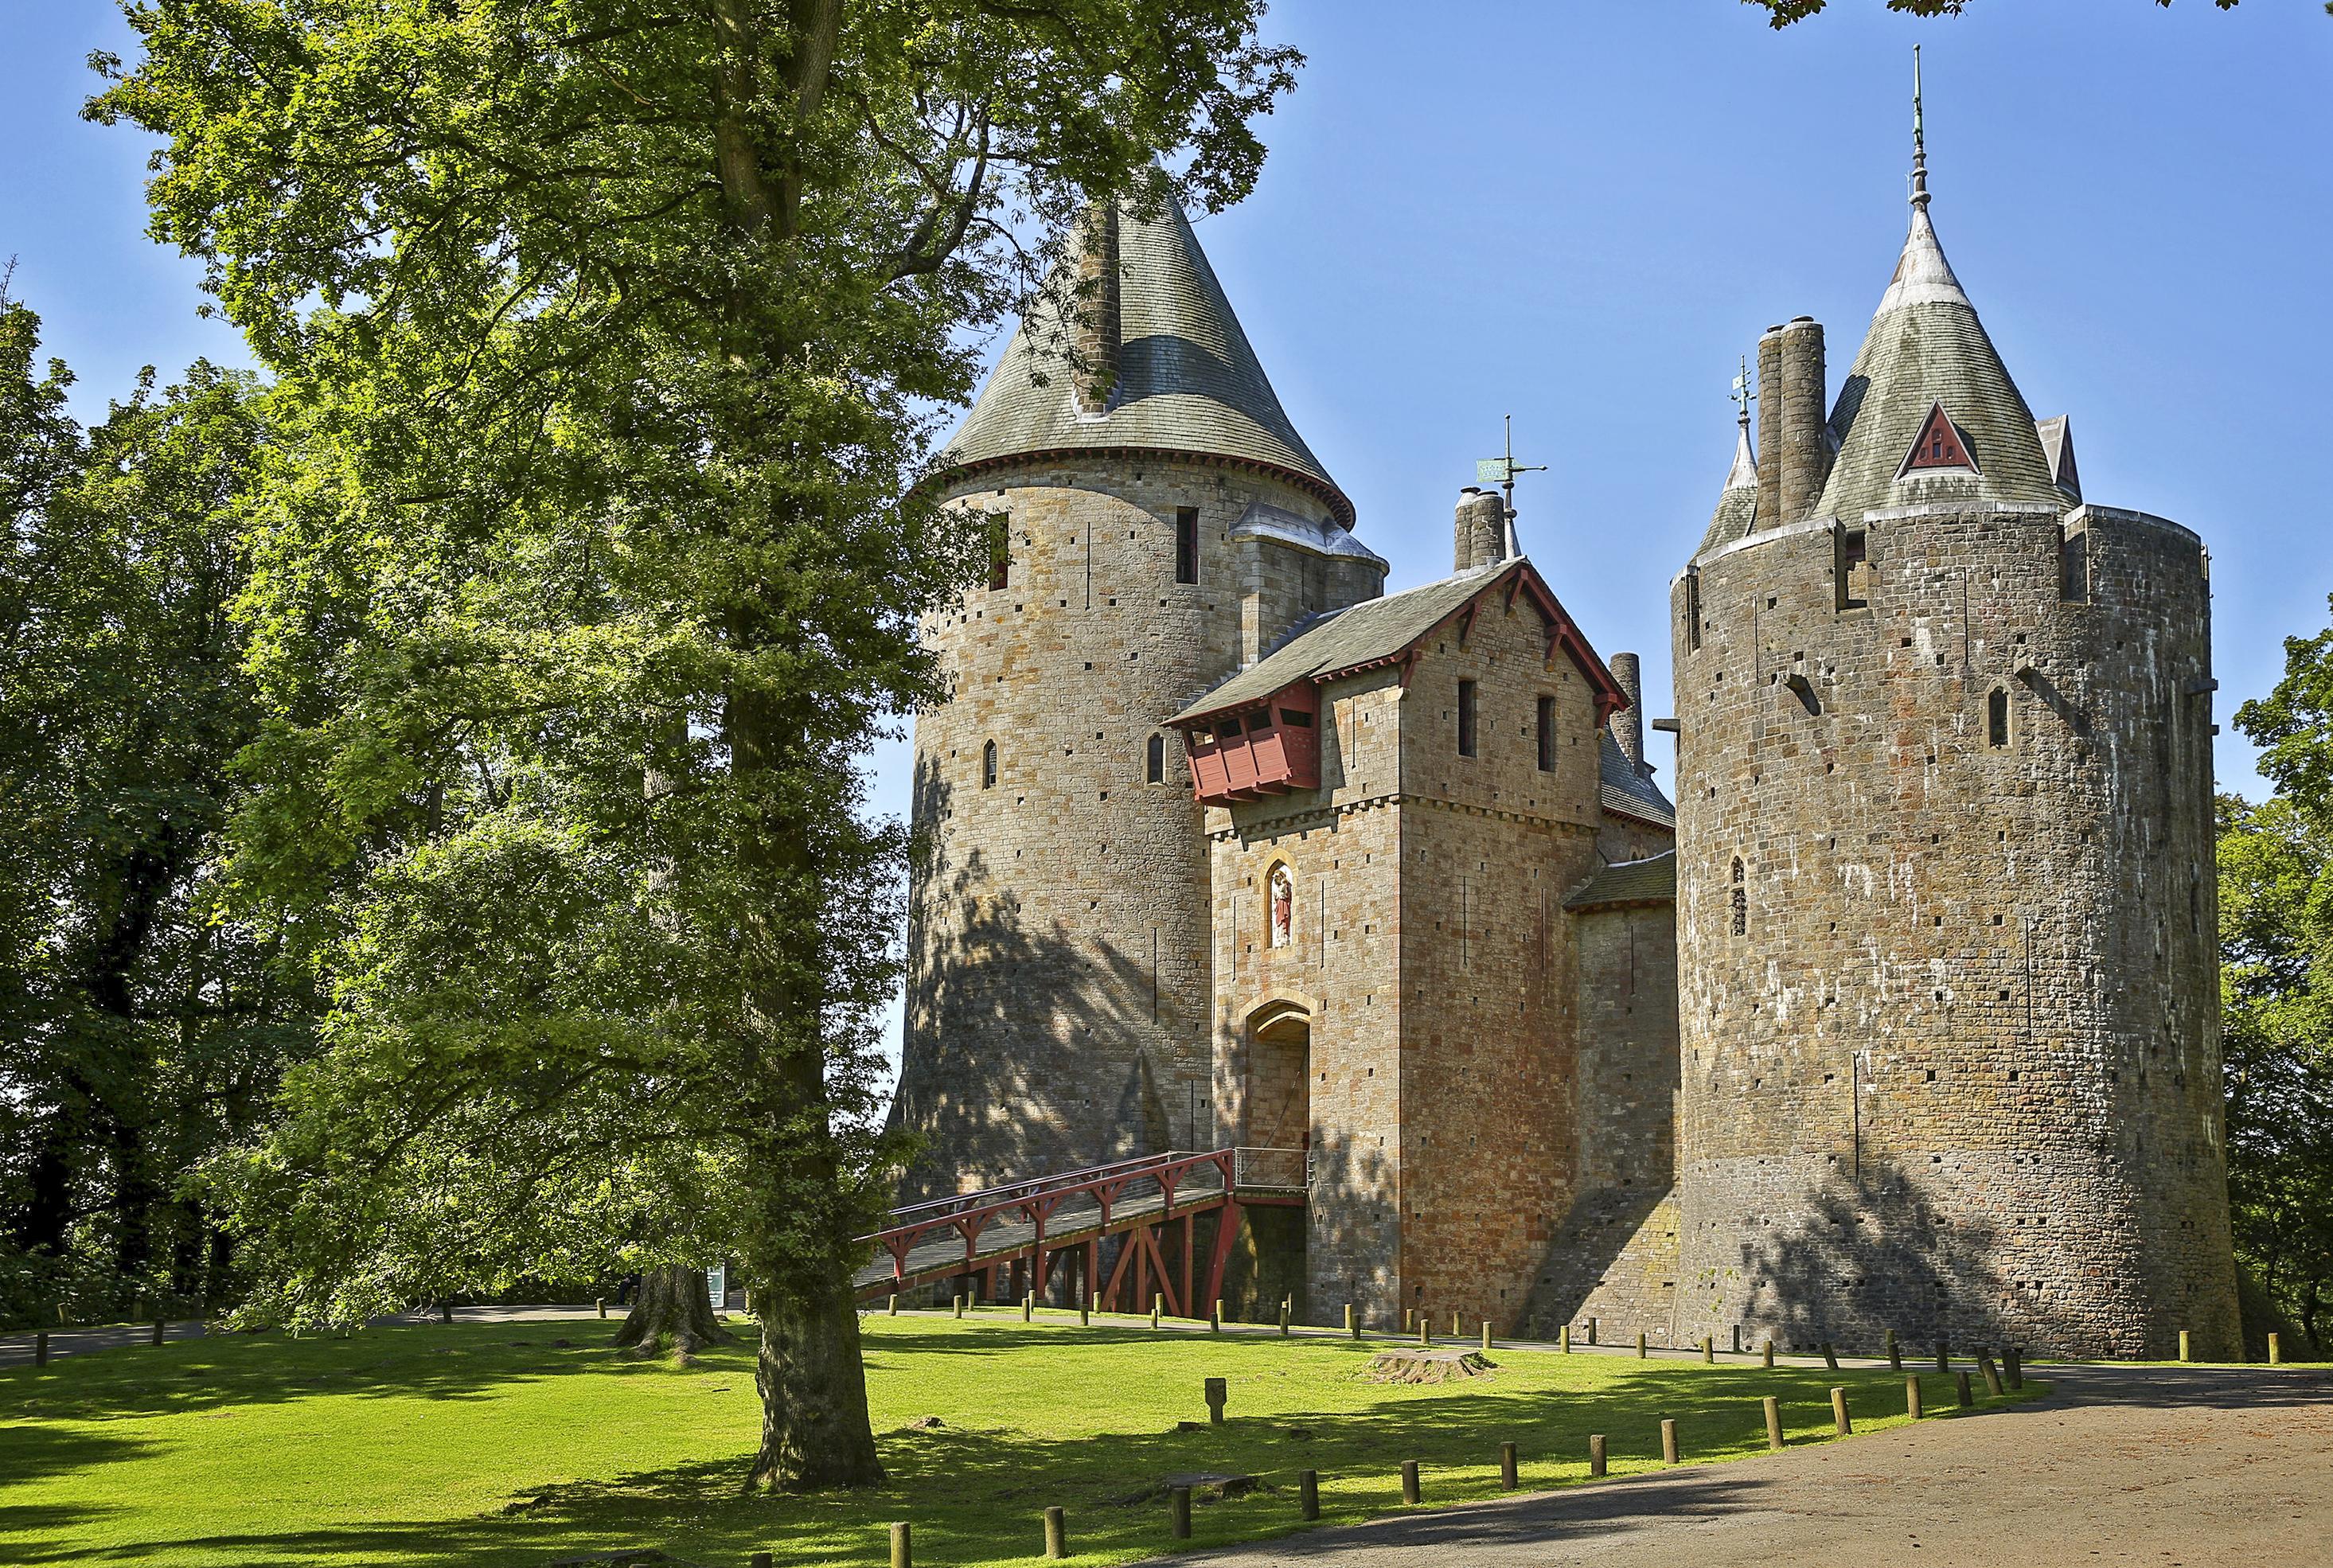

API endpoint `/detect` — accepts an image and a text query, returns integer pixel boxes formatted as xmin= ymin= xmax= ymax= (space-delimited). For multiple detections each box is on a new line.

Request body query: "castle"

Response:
xmin=892 ymin=112 xmax=2242 ymax=1359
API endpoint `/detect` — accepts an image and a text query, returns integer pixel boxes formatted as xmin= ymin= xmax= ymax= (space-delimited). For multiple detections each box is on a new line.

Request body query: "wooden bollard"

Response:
xmin=1400 ymin=1459 xmax=1422 ymax=1505
xmin=888 ymin=1294 xmax=899 ymax=1316
xmin=1204 ymin=1376 xmax=1227 ymax=1424
xmin=1763 ymin=1394 xmax=1784 ymax=1451
xmin=1888 ymin=1337 xmax=1902 ymax=1373
xmin=1560 ymin=1324 xmax=1572 ymax=1354
xmin=1956 ymin=1370 xmax=1974 ymax=1409
xmin=1151 ymin=1296 xmax=1161 ymax=1329
xmin=1481 ymin=1319 xmax=1492 ymax=1352
xmin=1044 ymin=1504 xmax=1067 ymax=1559
xmin=1762 ymin=1340 xmax=1775 ymax=1370
xmin=440 ymin=1300 xmax=453 ymax=1324
xmin=2179 ymin=1328 xmax=2192 ymax=1363
xmin=1023 ymin=1292 xmax=1034 ymax=1323
xmin=1280 ymin=1297 xmax=1291 ymax=1336
xmin=1587 ymin=1316 xmax=1598 ymax=1346
xmin=1936 ymin=1337 xmax=1950 ymax=1373
xmin=890 ymin=1521 xmax=912 ymax=1568
xmin=151 ymin=1316 xmax=166 ymax=1348
xmin=1209 ymin=1300 xmax=1221 ymax=1334
xmin=1830 ymin=1386 xmax=1852 ymax=1436
xmin=1636 ymin=1331 xmax=1648 ymax=1359
xmin=1418 ymin=1316 xmax=1430 ymax=1346
xmin=1080 ymin=1301 xmax=1090 ymax=1327
xmin=953 ymin=1295 xmax=965 ymax=1320
xmin=1449 ymin=1309 xmax=1461 ymax=1338
xmin=751 ymin=1551 xmax=774 ymax=1568
xmin=1732 ymin=1324 xmax=1742 ymax=1355
xmin=1701 ymin=1335 xmax=1714 ymax=1364
xmin=1980 ymin=1355 xmax=2004 ymax=1397
xmin=33 ymin=1331 xmax=49 ymax=1368
xmin=1170 ymin=1486 xmax=1192 ymax=1540
xmin=1346 ymin=1302 xmax=1359 ymax=1340
xmin=2004 ymin=1346 xmax=2023 ymax=1389
xmin=1299 ymin=1468 xmax=1320 ymax=1520
xmin=1906 ymin=1375 xmax=1923 ymax=1418
xmin=596 ymin=1297 xmax=607 ymax=1320
xmin=2269 ymin=1332 xmax=2282 ymax=1366
xmin=1404 ymin=1308 xmax=1413 ymax=1332
xmin=1660 ymin=1418 xmax=1680 ymax=1465
xmin=1499 ymin=1440 xmax=1519 ymax=1489
xmin=1820 ymin=1341 xmax=1839 ymax=1371
xmin=1589 ymin=1433 xmax=1607 ymax=1477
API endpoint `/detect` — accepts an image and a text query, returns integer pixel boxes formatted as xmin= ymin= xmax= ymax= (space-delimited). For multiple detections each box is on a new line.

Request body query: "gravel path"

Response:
xmin=1163 ymin=1360 xmax=2333 ymax=1568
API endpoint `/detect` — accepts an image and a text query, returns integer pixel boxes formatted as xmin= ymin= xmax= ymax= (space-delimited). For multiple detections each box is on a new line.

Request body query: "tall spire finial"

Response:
xmin=1730 ymin=354 xmax=1753 ymax=432
xmin=1910 ymin=45 xmax=1930 ymax=211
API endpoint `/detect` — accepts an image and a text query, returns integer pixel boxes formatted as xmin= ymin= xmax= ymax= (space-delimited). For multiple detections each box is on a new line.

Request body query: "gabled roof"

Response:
xmin=1599 ymin=731 xmax=1676 ymax=830
xmin=1168 ymin=556 xmax=1626 ymax=728
xmin=1813 ymin=204 xmax=2065 ymax=521
xmin=936 ymin=198 xmax=1353 ymax=525
xmin=2035 ymin=415 xmax=2081 ymax=499
xmin=1563 ymin=849 xmax=1677 ymax=910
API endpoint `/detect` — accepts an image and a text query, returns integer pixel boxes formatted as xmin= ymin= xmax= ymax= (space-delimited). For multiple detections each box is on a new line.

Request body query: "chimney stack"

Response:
xmin=1071 ymin=203 xmax=1120 ymax=412
xmin=1609 ymin=652 xmax=1645 ymax=772
xmin=1454 ymin=487 xmax=1505 ymax=572
xmin=1776 ymin=316 xmax=1832 ymax=524
xmin=1755 ymin=327 xmax=1785 ymax=529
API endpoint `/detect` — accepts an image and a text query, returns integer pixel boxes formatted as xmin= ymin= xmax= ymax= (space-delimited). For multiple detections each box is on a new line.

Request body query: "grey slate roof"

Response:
xmin=1813 ymin=205 xmax=2066 ymax=521
xmin=1168 ymin=563 xmax=1508 ymax=725
xmin=2035 ymin=415 xmax=2081 ymax=500
xmin=1563 ymin=849 xmax=1677 ymax=910
xmin=1599 ymin=731 xmax=1676 ymax=829
xmin=938 ymin=200 xmax=1353 ymax=524
xmin=1695 ymin=420 xmax=1760 ymax=558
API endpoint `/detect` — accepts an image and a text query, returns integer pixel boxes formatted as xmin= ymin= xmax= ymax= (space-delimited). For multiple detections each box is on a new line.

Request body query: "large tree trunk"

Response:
xmin=751 ymin=1270 xmax=883 ymax=1489
xmin=612 ymin=1264 xmax=734 ymax=1359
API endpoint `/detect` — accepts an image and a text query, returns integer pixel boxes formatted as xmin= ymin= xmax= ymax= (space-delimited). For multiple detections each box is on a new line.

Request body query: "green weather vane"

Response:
xmin=1475 ymin=414 xmax=1547 ymax=557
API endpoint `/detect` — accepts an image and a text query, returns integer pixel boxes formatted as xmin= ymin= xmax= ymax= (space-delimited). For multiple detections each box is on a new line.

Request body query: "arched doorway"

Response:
xmin=1243 ymin=999 xmax=1312 ymax=1159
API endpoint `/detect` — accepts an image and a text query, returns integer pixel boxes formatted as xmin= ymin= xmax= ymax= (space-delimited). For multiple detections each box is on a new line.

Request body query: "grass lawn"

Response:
xmin=0 ymin=1309 xmax=2035 ymax=1566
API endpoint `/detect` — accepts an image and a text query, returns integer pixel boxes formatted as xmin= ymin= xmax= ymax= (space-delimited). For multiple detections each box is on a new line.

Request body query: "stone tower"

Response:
xmin=895 ymin=197 xmax=1384 ymax=1197
xmin=1668 ymin=111 xmax=2240 ymax=1357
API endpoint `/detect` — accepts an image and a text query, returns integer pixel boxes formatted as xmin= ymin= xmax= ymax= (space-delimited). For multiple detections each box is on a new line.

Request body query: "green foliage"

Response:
xmin=0 ymin=1313 xmax=2007 ymax=1565
xmin=0 ymin=293 xmax=294 ymax=1328
xmin=2221 ymin=598 xmax=2333 ymax=1353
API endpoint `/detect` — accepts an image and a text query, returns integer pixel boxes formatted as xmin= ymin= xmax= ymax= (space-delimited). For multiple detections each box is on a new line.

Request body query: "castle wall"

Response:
xmin=897 ymin=458 xmax=1377 ymax=1196
xmin=1670 ymin=501 xmax=2240 ymax=1358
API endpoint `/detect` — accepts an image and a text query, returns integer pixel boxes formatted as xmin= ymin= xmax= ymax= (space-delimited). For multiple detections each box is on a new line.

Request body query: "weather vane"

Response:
xmin=1730 ymin=355 xmax=1753 ymax=427
xmin=1475 ymin=414 xmax=1547 ymax=557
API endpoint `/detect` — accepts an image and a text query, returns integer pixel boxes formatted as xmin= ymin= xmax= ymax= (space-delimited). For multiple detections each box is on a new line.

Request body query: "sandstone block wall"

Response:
xmin=896 ymin=458 xmax=1379 ymax=1197
xmin=1670 ymin=501 xmax=2241 ymax=1358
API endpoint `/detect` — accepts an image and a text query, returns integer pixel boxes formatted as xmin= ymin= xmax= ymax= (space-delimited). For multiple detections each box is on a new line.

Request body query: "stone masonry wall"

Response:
xmin=1670 ymin=501 xmax=2241 ymax=1359
xmin=896 ymin=458 xmax=1379 ymax=1198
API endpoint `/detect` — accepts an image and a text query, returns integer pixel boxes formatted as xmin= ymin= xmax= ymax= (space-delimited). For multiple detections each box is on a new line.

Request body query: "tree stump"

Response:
xmin=611 ymin=1265 xmax=735 ymax=1360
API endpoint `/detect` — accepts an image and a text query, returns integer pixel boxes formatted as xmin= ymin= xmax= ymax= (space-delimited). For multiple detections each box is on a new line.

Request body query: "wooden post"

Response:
xmin=1560 ymin=1324 xmax=1571 ymax=1354
xmin=1482 ymin=1320 xmax=1492 ymax=1353
xmin=751 ymin=1552 xmax=774 ymax=1568
xmin=1589 ymin=1433 xmax=1606 ymax=1477
xmin=440 ymin=1300 xmax=453 ymax=1325
xmin=1299 ymin=1469 xmax=1320 ymax=1520
xmin=1763 ymin=1395 xmax=1784 ymax=1450
xmin=1701 ymin=1335 xmax=1713 ymax=1364
xmin=1936 ymin=1337 xmax=1950 ymax=1373
xmin=1660 ymin=1418 xmax=1680 ymax=1465
xmin=1636 ymin=1331 xmax=1648 ymax=1359
xmin=596 ymin=1297 xmax=607 ymax=1320
xmin=2179 ymin=1328 xmax=2192 ymax=1363
xmin=1205 ymin=1376 xmax=1227 ymax=1424
xmin=1587 ymin=1316 xmax=1598 ymax=1346
xmin=1450 ymin=1309 xmax=1461 ymax=1339
xmin=1346 ymin=1302 xmax=1358 ymax=1339
xmin=1080 ymin=1301 xmax=1090 ymax=1327
xmin=1023 ymin=1292 xmax=1033 ymax=1324
xmin=1400 ymin=1459 xmax=1421 ymax=1505
xmin=2269 ymin=1332 xmax=2282 ymax=1366
xmin=1209 ymin=1300 xmax=1221 ymax=1334
xmin=1762 ymin=1339 xmax=1775 ymax=1370
xmin=1151 ymin=1294 xmax=1162 ymax=1330
xmin=1888 ymin=1339 xmax=1902 ymax=1373
xmin=2004 ymin=1346 xmax=2023 ymax=1389
xmin=1732 ymin=1324 xmax=1742 ymax=1355
xmin=1418 ymin=1316 xmax=1430 ymax=1347
xmin=1280 ymin=1297 xmax=1291 ymax=1336
xmin=1980 ymin=1355 xmax=2004 ymax=1397
xmin=1820 ymin=1342 xmax=1838 ymax=1371
xmin=1170 ymin=1487 xmax=1192 ymax=1541
xmin=1956 ymin=1370 xmax=1974 ymax=1409
xmin=890 ymin=1521 xmax=911 ymax=1568
xmin=1499 ymin=1441 xmax=1519 ymax=1489
xmin=1829 ymin=1386 xmax=1851 ymax=1436
xmin=151 ymin=1316 xmax=165 ymax=1348
xmin=889 ymin=1295 xmax=899 ymax=1316
xmin=33 ymin=1331 xmax=49 ymax=1368
xmin=1044 ymin=1505 xmax=1067 ymax=1560
xmin=954 ymin=1295 xmax=965 ymax=1320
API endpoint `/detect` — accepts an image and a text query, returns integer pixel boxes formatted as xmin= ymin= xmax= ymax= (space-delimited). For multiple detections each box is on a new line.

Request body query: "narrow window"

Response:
xmin=2059 ymin=525 xmax=2088 ymax=603
xmin=1174 ymin=505 xmax=1200 ymax=585
xmin=1684 ymin=567 xmax=1703 ymax=652
xmin=1987 ymin=688 xmax=2010 ymax=749
xmin=1278 ymin=708 xmax=1313 ymax=727
xmin=981 ymin=739 xmax=998 ymax=789
xmin=1457 ymin=679 xmax=1478 ymax=758
xmin=1146 ymin=732 xmax=1165 ymax=784
xmin=1835 ymin=526 xmax=1869 ymax=611
xmin=1536 ymin=694 xmax=1556 ymax=772
xmin=988 ymin=517 xmax=1010 ymax=591
xmin=1730 ymin=856 xmax=1747 ymax=937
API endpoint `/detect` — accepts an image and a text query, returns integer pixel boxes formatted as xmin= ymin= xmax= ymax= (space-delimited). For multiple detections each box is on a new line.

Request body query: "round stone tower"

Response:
xmin=1668 ymin=135 xmax=2240 ymax=1358
xmin=893 ymin=197 xmax=1384 ymax=1197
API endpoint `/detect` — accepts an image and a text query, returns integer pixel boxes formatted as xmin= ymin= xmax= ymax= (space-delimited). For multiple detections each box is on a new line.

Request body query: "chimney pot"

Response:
xmin=1609 ymin=652 xmax=1645 ymax=771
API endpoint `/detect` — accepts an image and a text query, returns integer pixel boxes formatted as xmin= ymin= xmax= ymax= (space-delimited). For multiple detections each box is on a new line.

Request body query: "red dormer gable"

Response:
xmin=1898 ymin=401 xmax=1980 ymax=477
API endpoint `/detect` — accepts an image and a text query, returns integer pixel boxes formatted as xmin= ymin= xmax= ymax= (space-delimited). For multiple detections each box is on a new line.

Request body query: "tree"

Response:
xmin=0 ymin=290 xmax=294 ymax=1328
xmin=91 ymin=0 xmax=1299 ymax=1488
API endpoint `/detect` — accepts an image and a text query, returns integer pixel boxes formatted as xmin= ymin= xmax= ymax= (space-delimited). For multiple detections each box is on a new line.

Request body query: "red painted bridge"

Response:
xmin=852 ymin=1147 xmax=1307 ymax=1316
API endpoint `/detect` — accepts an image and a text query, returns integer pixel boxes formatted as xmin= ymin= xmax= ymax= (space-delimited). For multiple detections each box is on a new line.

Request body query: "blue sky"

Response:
xmin=8 ymin=1 xmax=2330 ymax=1072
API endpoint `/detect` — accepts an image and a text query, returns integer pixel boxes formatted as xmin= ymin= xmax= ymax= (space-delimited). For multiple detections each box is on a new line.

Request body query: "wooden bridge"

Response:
xmin=852 ymin=1147 xmax=1307 ymax=1316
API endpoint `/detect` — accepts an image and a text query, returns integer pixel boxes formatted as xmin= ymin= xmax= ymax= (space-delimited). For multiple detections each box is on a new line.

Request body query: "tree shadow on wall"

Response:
xmin=1285 ymin=1127 xmax=1398 ymax=1331
xmin=888 ymin=753 xmax=1181 ymax=1206
xmin=1519 ymin=1184 xmax=1674 ymax=1342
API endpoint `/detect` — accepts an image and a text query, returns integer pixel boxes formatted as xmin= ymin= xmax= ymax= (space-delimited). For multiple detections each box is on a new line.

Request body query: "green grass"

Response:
xmin=0 ymin=1310 xmax=2036 ymax=1566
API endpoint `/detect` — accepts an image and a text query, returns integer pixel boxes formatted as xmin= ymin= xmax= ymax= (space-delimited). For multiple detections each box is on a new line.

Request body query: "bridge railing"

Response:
xmin=1231 ymin=1145 xmax=1309 ymax=1192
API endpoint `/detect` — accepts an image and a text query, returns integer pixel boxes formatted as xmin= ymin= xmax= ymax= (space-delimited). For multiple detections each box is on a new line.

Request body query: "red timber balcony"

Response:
xmin=1182 ymin=685 xmax=1320 ymax=805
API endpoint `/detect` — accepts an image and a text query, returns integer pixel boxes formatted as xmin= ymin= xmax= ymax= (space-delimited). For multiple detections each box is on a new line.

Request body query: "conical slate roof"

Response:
xmin=1813 ymin=203 xmax=2065 ymax=521
xmin=939 ymin=200 xmax=1353 ymax=525
xmin=1695 ymin=417 xmax=1760 ymax=557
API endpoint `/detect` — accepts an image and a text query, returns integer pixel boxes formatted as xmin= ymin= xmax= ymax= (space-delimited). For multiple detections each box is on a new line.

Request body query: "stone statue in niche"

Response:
xmin=1269 ymin=863 xmax=1293 ymax=949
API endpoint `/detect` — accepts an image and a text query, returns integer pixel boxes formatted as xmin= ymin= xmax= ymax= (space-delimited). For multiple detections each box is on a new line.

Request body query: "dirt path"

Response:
xmin=1168 ymin=1362 xmax=2333 ymax=1568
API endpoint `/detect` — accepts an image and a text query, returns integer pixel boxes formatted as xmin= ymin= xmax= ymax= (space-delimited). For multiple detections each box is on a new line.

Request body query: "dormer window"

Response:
xmin=1898 ymin=401 xmax=1980 ymax=478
